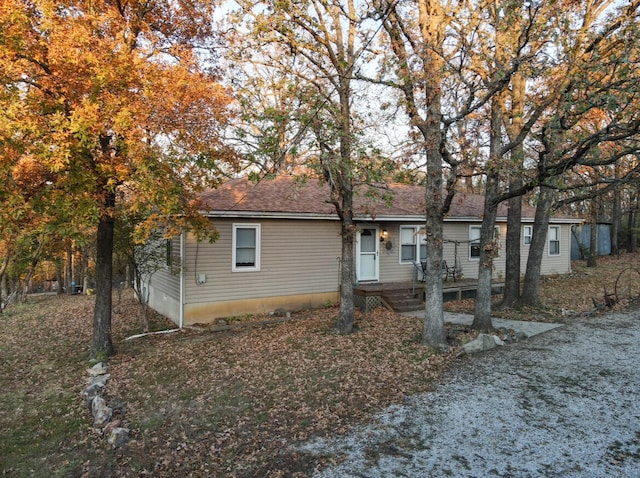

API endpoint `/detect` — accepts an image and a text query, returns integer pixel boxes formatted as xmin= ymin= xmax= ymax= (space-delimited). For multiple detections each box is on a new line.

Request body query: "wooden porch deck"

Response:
xmin=353 ymin=279 xmax=505 ymax=312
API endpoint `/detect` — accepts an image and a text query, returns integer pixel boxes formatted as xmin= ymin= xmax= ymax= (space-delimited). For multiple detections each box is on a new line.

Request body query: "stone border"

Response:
xmin=82 ymin=362 xmax=129 ymax=448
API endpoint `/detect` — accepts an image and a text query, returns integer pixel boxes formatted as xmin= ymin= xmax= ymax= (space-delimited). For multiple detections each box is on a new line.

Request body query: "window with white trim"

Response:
xmin=548 ymin=225 xmax=560 ymax=256
xmin=233 ymin=224 xmax=261 ymax=271
xmin=469 ymin=225 xmax=500 ymax=259
xmin=469 ymin=226 xmax=482 ymax=259
xmin=400 ymin=226 xmax=417 ymax=262
xmin=400 ymin=226 xmax=426 ymax=263
xmin=523 ymin=225 xmax=533 ymax=245
xmin=166 ymin=239 xmax=173 ymax=267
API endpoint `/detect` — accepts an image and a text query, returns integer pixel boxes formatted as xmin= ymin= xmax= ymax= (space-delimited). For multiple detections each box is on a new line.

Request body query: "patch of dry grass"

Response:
xmin=1 ymin=253 xmax=639 ymax=476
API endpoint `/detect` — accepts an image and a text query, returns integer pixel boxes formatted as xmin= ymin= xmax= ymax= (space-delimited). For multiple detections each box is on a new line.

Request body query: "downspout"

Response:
xmin=179 ymin=232 xmax=185 ymax=329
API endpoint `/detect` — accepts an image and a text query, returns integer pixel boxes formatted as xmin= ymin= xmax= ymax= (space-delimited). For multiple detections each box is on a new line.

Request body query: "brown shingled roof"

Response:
xmin=198 ymin=176 xmax=550 ymax=221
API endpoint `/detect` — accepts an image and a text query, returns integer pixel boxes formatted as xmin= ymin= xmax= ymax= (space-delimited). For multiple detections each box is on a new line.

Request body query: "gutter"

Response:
xmin=200 ymin=210 xmax=580 ymax=224
xmin=179 ymin=231 xmax=185 ymax=329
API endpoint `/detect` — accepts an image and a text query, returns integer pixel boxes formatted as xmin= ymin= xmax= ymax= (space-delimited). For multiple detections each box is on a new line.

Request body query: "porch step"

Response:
xmin=381 ymin=290 xmax=424 ymax=313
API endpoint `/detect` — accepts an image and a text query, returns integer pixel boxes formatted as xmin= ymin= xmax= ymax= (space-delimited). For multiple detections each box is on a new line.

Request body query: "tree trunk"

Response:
xmin=587 ymin=203 xmax=598 ymax=267
xmin=56 ymin=259 xmax=64 ymax=295
xmin=420 ymin=97 xmax=447 ymax=349
xmin=472 ymin=86 xmax=504 ymax=332
xmin=81 ymin=246 xmax=90 ymax=293
xmin=381 ymin=0 xmax=449 ymax=349
xmin=422 ymin=178 xmax=446 ymax=348
xmin=379 ymin=0 xmax=448 ymax=348
xmin=91 ymin=192 xmax=116 ymax=359
xmin=20 ymin=238 xmax=45 ymax=302
xmin=472 ymin=178 xmax=499 ymax=332
xmin=125 ymin=263 xmax=132 ymax=289
xmin=0 ymin=256 xmax=9 ymax=312
xmin=417 ymin=0 xmax=447 ymax=350
xmin=502 ymin=180 xmax=523 ymax=307
xmin=332 ymin=52 xmax=356 ymax=335
xmin=519 ymin=186 xmax=554 ymax=307
xmin=66 ymin=241 xmax=73 ymax=294
xmin=625 ymin=201 xmax=631 ymax=251
xmin=628 ymin=193 xmax=638 ymax=253
xmin=631 ymin=201 xmax=640 ymax=252
xmin=611 ymin=166 xmax=621 ymax=256
xmin=502 ymin=72 xmax=525 ymax=307
xmin=627 ymin=209 xmax=634 ymax=252
xmin=335 ymin=215 xmax=355 ymax=334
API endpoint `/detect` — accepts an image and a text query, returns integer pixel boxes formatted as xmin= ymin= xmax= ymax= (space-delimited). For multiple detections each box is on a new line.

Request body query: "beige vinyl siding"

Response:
xmin=444 ymin=222 xmax=571 ymax=280
xmin=364 ymin=221 xmax=572 ymax=282
xmin=519 ymin=223 xmax=537 ymax=274
xmin=175 ymin=217 xmax=571 ymax=323
xmin=376 ymin=221 xmax=550 ymax=281
xmin=436 ymin=223 xmax=506 ymax=280
xmin=541 ymin=223 xmax=572 ymax=275
xmin=520 ymin=224 xmax=533 ymax=273
xmin=147 ymin=237 xmax=181 ymax=322
xmin=148 ymin=238 xmax=181 ymax=299
xmin=445 ymin=222 xmax=572 ymax=278
xmin=184 ymin=218 xmax=341 ymax=305
xmin=377 ymin=224 xmax=420 ymax=282
xmin=150 ymin=267 xmax=181 ymax=299
xmin=377 ymin=225 xmax=404 ymax=281
xmin=492 ymin=223 xmax=507 ymax=280
xmin=442 ymin=223 xmax=478 ymax=279
xmin=517 ymin=223 xmax=572 ymax=275
xmin=373 ymin=222 xmax=497 ymax=282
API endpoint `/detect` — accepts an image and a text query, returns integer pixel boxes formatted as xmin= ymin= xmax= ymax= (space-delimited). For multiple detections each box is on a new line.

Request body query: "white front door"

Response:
xmin=357 ymin=226 xmax=379 ymax=282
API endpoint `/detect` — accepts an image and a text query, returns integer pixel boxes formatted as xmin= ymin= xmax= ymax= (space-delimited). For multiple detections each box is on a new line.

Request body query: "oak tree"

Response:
xmin=0 ymin=0 xmax=236 ymax=357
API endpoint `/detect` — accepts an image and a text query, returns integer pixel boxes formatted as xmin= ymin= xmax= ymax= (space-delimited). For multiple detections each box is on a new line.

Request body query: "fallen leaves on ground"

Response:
xmin=1 ymin=294 xmax=459 ymax=477
xmin=2 ymin=253 xmax=639 ymax=476
xmin=444 ymin=252 xmax=640 ymax=322
xmin=108 ymin=306 xmax=457 ymax=476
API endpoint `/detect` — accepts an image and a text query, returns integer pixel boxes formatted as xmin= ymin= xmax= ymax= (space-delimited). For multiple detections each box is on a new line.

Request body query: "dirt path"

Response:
xmin=299 ymin=309 xmax=640 ymax=477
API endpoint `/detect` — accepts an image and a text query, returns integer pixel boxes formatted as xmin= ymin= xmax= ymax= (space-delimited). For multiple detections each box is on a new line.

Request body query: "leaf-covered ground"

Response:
xmin=444 ymin=252 xmax=640 ymax=321
xmin=1 ymin=253 xmax=638 ymax=477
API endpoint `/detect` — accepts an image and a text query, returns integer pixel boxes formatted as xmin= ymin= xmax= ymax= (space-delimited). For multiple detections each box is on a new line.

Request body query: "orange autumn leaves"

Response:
xmin=0 ymin=0 xmax=236 ymax=241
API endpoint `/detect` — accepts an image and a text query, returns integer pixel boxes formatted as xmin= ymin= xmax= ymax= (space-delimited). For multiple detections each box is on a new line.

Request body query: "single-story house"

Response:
xmin=146 ymin=176 xmax=579 ymax=326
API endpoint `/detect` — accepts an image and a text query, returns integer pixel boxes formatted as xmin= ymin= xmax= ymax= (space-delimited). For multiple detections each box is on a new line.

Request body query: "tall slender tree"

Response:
xmin=228 ymin=0 xmax=393 ymax=334
xmin=376 ymin=0 xmax=539 ymax=340
xmin=501 ymin=73 xmax=526 ymax=308
xmin=375 ymin=0 xmax=453 ymax=348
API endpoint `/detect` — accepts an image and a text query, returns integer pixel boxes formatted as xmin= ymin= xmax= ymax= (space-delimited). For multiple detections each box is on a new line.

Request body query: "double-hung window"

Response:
xmin=165 ymin=238 xmax=180 ymax=273
xmin=469 ymin=225 xmax=500 ymax=259
xmin=233 ymin=224 xmax=261 ymax=271
xmin=469 ymin=226 xmax=482 ymax=259
xmin=400 ymin=226 xmax=418 ymax=262
xmin=548 ymin=226 xmax=560 ymax=256
xmin=523 ymin=225 xmax=533 ymax=245
xmin=400 ymin=226 xmax=426 ymax=263
xmin=166 ymin=239 xmax=173 ymax=267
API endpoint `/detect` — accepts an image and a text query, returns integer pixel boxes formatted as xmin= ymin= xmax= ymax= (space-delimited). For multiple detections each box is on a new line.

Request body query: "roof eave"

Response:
xmin=203 ymin=210 xmax=339 ymax=220
xmin=201 ymin=210 xmax=583 ymax=224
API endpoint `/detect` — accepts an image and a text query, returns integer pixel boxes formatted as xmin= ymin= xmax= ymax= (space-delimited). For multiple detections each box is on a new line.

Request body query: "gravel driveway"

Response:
xmin=298 ymin=309 xmax=640 ymax=477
